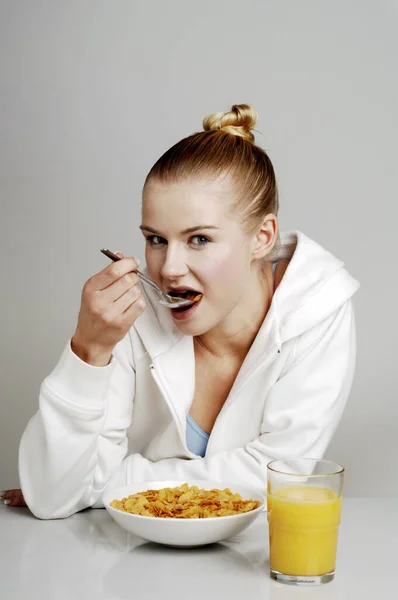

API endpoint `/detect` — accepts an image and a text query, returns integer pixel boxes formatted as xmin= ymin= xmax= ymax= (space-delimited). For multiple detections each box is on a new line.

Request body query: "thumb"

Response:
xmin=115 ymin=251 xmax=125 ymax=259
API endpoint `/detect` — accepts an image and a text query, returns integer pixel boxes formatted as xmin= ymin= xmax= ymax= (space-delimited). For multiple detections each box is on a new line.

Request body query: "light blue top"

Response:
xmin=186 ymin=261 xmax=279 ymax=457
xmin=186 ymin=414 xmax=209 ymax=457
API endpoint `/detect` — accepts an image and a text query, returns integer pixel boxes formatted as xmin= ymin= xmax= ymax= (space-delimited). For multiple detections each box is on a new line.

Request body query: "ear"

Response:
xmin=250 ymin=214 xmax=278 ymax=260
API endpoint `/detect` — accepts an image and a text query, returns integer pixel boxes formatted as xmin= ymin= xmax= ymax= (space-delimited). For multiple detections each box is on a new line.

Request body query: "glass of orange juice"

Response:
xmin=267 ymin=458 xmax=344 ymax=586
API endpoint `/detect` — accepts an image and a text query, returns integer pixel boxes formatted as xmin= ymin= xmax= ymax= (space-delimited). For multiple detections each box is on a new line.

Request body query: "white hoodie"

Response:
xmin=19 ymin=232 xmax=359 ymax=519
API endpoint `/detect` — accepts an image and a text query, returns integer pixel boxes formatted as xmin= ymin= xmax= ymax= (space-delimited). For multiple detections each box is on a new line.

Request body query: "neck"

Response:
xmin=194 ymin=263 xmax=273 ymax=362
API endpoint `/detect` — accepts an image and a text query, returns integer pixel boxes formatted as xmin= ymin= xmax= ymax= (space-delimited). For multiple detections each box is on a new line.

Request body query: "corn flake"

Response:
xmin=110 ymin=484 xmax=260 ymax=518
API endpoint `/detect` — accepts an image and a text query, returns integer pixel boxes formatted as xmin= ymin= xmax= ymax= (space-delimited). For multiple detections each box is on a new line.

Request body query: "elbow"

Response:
xmin=20 ymin=484 xmax=83 ymax=520
xmin=23 ymin=493 xmax=90 ymax=520
xmin=27 ymin=504 xmax=70 ymax=521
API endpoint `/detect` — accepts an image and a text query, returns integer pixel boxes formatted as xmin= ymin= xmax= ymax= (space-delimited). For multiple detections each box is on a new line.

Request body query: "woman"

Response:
xmin=1 ymin=104 xmax=359 ymax=518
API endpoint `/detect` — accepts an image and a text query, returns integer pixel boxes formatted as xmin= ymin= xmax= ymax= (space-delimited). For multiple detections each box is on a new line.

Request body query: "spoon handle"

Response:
xmin=100 ymin=248 xmax=161 ymax=294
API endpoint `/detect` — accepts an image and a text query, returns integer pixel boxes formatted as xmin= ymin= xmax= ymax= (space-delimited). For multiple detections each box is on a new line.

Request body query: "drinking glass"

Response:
xmin=267 ymin=458 xmax=344 ymax=586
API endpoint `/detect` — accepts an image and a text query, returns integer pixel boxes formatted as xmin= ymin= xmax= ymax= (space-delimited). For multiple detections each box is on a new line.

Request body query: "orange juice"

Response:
xmin=267 ymin=485 xmax=342 ymax=576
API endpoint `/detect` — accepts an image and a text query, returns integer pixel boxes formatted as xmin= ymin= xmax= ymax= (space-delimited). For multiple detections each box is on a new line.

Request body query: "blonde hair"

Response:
xmin=144 ymin=104 xmax=279 ymax=238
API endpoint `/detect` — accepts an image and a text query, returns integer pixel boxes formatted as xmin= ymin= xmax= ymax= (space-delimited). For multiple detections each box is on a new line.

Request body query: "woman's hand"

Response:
xmin=1 ymin=489 xmax=27 ymax=507
xmin=71 ymin=253 xmax=146 ymax=366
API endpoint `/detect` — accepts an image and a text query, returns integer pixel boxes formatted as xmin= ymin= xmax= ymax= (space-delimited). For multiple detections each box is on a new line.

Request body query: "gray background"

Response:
xmin=1 ymin=1 xmax=397 ymax=496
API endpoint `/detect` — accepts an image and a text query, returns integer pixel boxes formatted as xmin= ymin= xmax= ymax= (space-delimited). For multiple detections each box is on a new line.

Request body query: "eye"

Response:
xmin=146 ymin=235 xmax=166 ymax=246
xmin=191 ymin=235 xmax=209 ymax=246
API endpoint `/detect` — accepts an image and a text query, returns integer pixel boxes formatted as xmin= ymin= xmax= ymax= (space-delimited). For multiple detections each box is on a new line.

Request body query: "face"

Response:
xmin=141 ymin=178 xmax=268 ymax=335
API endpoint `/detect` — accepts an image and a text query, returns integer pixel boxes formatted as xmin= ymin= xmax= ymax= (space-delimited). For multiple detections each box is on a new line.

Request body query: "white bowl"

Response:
xmin=103 ymin=480 xmax=266 ymax=547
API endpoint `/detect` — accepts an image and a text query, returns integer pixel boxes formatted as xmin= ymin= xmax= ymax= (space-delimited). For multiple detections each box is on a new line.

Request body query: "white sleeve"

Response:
xmin=20 ymin=301 xmax=356 ymax=520
xmin=18 ymin=333 xmax=136 ymax=519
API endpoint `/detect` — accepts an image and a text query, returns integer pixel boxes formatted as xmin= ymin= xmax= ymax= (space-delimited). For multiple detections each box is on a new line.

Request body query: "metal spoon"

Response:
xmin=100 ymin=249 xmax=201 ymax=308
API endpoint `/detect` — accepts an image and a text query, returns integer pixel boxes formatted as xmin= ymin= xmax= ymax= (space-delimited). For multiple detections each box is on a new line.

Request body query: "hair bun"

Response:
xmin=203 ymin=104 xmax=257 ymax=143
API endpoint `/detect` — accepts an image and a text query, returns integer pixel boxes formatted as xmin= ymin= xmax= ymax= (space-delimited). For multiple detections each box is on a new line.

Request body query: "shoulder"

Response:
xmin=291 ymin=300 xmax=356 ymax=365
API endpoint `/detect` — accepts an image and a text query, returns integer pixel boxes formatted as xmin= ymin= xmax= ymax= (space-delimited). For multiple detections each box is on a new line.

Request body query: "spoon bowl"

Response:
xmin=100 ymin=249 xmax=202 ymax=309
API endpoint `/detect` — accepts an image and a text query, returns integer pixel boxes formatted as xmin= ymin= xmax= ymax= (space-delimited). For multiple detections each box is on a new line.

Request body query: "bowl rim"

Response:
xmin=103 ymin=479 xmax=266 ymax=523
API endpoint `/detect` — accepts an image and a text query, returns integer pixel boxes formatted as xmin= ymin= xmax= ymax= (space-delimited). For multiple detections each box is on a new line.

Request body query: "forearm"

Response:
xmin=19 ymin=338 xmax=135 ymax=519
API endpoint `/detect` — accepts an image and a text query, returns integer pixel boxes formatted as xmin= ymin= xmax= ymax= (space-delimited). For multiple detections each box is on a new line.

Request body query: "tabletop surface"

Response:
xmin=1 ymin=498 xmax=397 ymax=600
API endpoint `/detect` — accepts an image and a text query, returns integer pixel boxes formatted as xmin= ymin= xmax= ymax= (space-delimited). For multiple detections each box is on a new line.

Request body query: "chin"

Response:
xmin=169 ymin=297 xmax=230 ymax=336
xmin=173 ymin=320 xmax=211 ymax=336
xmin=173 ymin=312 xmax=225 ymax=338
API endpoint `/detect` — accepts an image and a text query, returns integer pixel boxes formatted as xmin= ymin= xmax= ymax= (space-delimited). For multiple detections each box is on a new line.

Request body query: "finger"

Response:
xmin=101 ymin=272 xmax=140 ymax=304
xmin=108 ymin=283 xmax=143 ymax=318
xmin=1 ymin=489 xmax=21 ymax=499
xmin=120 ymin=295 xmax=146 ymax=321
xmin=7 ymin=494 xmax=27 ymax=507
xmin=92 ymin=257 xmax=140 ymax=291
xmin=1 ymin=489 xmax=27 ymax=506
xmin=115 ymin=251 xmax=125 ymax=258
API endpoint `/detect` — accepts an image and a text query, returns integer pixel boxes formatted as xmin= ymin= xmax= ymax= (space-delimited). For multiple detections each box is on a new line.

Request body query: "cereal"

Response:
xmin=110 ymin=483 xmax=260 ymax=518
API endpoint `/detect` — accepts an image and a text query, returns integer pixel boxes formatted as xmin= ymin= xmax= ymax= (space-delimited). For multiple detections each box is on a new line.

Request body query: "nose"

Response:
xmin=160 ymin=243 xmax=189 ymax=281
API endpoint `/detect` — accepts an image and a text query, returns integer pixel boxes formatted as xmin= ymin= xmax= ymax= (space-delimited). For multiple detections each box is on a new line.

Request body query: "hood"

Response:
xmin=133 ymin=231 xmax=360 ymax=359
xmin=275 ymin=231 xmax=359 ymax=342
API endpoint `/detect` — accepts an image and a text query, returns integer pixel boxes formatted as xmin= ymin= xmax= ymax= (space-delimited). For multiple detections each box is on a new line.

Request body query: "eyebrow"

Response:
xmin=139 ymin=224 xmax=219 ymax=235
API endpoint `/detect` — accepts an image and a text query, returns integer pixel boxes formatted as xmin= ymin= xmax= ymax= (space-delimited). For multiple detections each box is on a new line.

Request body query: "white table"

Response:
xmin=1 ymin=499 xmax=396 ymax=599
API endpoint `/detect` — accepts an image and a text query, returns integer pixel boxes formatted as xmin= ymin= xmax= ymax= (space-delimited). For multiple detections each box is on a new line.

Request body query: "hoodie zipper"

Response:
xmin=149 ymin=364 xmax=196 ymax=458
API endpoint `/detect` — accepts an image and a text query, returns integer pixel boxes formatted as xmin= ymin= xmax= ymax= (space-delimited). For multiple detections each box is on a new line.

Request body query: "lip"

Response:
xmin=170 ymin=296 xmax=203 ymax=321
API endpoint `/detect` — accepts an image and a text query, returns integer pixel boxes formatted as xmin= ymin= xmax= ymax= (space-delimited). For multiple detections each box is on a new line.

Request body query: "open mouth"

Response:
xmin=168 ymin=290 xmax=203 ymax=312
